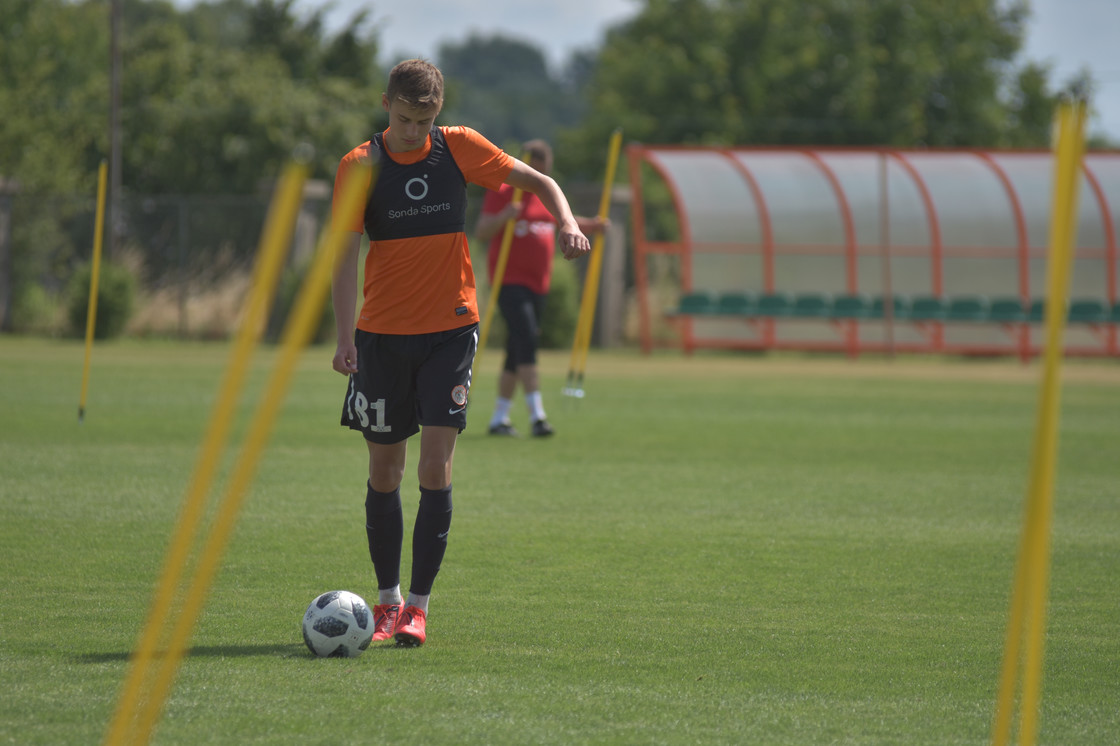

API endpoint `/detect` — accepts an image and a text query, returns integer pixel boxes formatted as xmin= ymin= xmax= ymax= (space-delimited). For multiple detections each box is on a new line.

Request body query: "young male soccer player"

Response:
xmin=330 ymin=59 xmax=591 ymax=646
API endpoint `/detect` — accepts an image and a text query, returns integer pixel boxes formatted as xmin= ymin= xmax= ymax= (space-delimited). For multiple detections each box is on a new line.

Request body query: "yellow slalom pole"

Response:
xmin=564 ymin=128 xmax=623 ymax=399
xmin=103 ymin=160 xmax=309 ymax=746
xmin=78 ymin=160 xmax=108 ymax=423
xmin=125 ymin=162 xmax=371 ymax=746
xmin=478 ymin=151 xmax=529 ymax=359
xmin=991 ymin=99 xmax=1086 ymax=746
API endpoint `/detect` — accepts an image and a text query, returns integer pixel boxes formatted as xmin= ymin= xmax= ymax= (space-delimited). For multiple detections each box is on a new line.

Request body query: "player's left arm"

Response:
xmin=503 ymin=160 xmax=591 ymax=261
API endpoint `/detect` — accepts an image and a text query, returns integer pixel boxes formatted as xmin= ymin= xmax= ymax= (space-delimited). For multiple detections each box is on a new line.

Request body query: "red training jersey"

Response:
xmin=480 ymin=185 xmax=558 ymax=295
xmin=333 ymin=126 xmax=515 ymax=335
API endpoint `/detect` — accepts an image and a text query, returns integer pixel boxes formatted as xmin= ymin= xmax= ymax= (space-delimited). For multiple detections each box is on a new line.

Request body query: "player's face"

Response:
xmin=529 ymin=152 xmax=553 ymax=175
xmin=382 ymin=95 xmax=439 ymax=153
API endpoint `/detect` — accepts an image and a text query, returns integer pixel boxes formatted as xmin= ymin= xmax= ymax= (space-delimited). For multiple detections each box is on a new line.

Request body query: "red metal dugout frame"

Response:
xmin=629 ymin=145 xmax=1120 ymax=359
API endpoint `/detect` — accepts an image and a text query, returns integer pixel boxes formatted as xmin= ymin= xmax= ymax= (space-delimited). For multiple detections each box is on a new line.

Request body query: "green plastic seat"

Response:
xmin=1110 ymin=302 xmax=1120 ymax=323
xmin=830 ymin=293 xmax=873 ymax=319
xmin=946 ymin=295 xmax=990 ymax=322
xmin=675 ymin=291 xmax=717 ymax=315
xmin=871 ymin=295 xmax=910 ymax=320
xmin=988 ymin=297 xmax=1027 ymax=323
xmin=715 ymin=291 xmax=756 ymax=316
xmin=791 ymin=293 xmax=832 ymax=318
xmin=1068 ymin=299 xmax=1107 ymax=323
xmin=756 ymin=292 xmax=794 ymax=317
xmin=908 ymin=296 xmax=948 ymax=321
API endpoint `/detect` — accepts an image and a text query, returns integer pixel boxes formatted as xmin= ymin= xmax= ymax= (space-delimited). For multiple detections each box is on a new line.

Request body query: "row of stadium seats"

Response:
xmin=671 ymin=291 xmax=1120 ymax=325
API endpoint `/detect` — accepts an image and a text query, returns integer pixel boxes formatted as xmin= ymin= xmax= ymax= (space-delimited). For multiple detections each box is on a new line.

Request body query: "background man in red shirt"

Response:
xmin=476 ymin=139 xmax=606 ymax=437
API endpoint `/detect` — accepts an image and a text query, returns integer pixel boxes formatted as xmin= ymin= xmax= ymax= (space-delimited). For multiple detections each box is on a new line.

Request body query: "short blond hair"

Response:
xmin=386 ymin=59 xmax=444 ymax=110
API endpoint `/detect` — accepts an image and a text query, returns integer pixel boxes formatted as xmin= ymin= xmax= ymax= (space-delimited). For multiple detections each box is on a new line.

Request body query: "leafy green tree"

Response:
xmin=437 ymin=34 xmax=586 ymax=155
xmin=0 ymin=0 xmax=384 ymax=331
xmin=1 ymin=0 xmax=382 ymax=195
xmin=0 ymin=0 xmax=110 ymax=331
xmin=121 ymin=0 xmax=383 ymax=192
xmin=561 ymin=0 xmax=1073 ymax=176
xmin=0 ymin=0 xmax=108 ymax=193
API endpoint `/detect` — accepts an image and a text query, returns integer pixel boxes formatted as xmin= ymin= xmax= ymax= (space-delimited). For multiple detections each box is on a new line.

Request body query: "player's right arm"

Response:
xmin=331 ymin=231 xmax=362 ymax=375
xmin=330 ymin=146 xmax=371 ymax=375
xmin=475 ymin=187 xmax=518 ymax=242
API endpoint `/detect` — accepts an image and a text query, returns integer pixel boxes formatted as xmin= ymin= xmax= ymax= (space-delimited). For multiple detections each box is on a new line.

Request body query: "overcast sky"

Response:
xmin=176 ymin=0 xmax=1120 ymax=140
xmin=1018 ymin=0 xmax=1119 ymax=139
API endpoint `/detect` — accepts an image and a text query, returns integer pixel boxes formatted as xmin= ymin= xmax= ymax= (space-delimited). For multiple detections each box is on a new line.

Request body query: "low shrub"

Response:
xmin=66 ymin=261 xmax=136 ymax=339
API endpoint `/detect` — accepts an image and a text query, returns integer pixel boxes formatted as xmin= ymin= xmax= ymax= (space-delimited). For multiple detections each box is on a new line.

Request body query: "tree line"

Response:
xmin=0 ymin=0 xmax=1102 ymax=332
xmin=2 ymin=0 xmax=1101 ymax=193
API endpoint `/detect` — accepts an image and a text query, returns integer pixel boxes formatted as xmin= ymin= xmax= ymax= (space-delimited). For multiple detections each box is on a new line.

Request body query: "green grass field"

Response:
xmin=1 ymin=336 xmax=1118 ymax=745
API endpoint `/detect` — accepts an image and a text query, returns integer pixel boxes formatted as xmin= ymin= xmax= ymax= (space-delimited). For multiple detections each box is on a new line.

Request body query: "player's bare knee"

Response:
xmin=416 ymin=458 xmax=452 ymax=491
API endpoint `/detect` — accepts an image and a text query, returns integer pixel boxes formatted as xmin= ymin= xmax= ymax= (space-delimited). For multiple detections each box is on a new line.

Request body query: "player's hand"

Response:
xmin=332 ymin=341 xmax=359 ymax=375
xmin=559 ymin=225 xmax=591 ymax=260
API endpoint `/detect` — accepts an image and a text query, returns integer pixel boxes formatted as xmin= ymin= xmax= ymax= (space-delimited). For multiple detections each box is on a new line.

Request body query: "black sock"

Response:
xmin=365 ymin=483 xmax=403 ymax=592
xmin=409 ymin=485 xmax=453 ymax=596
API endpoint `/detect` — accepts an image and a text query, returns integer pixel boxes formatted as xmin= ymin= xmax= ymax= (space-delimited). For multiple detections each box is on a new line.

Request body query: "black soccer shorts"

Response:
xmin=341 ymin=323 xmax=478 ymax=444
xmin=498 ymin=284 xmax=545 ymax=373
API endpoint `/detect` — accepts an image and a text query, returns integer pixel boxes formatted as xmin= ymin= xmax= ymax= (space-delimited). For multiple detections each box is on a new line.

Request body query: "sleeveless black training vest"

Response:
xmin=363 ymin=128 xmax=467 ymax=241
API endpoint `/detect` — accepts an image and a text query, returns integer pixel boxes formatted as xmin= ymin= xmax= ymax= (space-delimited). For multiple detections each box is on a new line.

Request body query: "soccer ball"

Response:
xmin=301 ymin=590 xmax=374 ymax=658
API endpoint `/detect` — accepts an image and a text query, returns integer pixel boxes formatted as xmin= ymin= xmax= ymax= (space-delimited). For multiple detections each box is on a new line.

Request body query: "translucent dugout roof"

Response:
xmin=635 ymin=146 xmax=1120 ymax=256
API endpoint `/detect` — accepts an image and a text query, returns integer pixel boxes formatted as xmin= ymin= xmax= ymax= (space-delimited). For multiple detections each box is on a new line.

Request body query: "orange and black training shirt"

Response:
xmin=333 ymin=126 xmax=515 ymax=336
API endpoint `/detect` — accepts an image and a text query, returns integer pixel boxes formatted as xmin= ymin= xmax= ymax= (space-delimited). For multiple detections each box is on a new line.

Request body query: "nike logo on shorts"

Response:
xmin=449 ymin=406 xmax=466 ymax=415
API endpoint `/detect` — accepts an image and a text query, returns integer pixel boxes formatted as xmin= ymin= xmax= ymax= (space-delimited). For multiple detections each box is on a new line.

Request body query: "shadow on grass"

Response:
xmin=77 ymin=639 xmax=412 ymax=664
xmin=76 ymin=643 xmax=307 ymax=663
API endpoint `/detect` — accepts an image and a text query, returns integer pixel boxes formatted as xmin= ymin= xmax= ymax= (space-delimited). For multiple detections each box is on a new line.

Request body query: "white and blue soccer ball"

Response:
xmin=301 ymin=590 xmax=374 ymax=658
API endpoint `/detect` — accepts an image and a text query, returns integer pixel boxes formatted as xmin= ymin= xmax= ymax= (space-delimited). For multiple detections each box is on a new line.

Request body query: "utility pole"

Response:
xmin=109 ymin=0 xmax=122 ymax=258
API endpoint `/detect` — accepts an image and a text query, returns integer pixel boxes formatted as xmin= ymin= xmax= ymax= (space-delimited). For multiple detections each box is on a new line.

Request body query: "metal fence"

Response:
xmin=0 ymin=185 xmax=330 ymax=337
xmin=0 ymin=180 xmax=629 ymax=345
